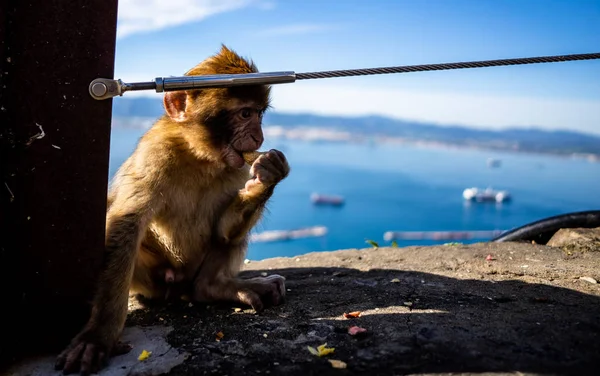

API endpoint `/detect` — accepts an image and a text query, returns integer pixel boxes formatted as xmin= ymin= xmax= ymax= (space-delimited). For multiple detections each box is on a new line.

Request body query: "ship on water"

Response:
xmin=487 ymin=158 xmax=502 ymax=168
xmin=310 ymin=193 xmax=345 ymax=206
xmin=463 ymin=187 xmax=511 ymax=203
xmin=250 ymin=226 xmax=328 ymax=243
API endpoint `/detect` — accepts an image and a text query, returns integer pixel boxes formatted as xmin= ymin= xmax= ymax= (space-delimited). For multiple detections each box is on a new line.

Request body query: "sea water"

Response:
xmin=109 ymin=127 xmax=600 ymax=260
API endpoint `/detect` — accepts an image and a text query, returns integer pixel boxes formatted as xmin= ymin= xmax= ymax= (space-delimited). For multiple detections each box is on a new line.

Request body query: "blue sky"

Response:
xmin=114 ymin=0 xmax=600 ymax=134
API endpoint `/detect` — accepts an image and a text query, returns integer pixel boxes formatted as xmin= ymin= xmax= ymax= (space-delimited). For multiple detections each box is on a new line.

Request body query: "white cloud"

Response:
xmin=255 ymin=0 xmax=276 ymax=10
xmin=270 ymin=82 xmax=600 ymax=135
xmin=116 ymin=0 xmax=265 ymax=39
xmin=255 ymin=23 xmax=342 ymax=37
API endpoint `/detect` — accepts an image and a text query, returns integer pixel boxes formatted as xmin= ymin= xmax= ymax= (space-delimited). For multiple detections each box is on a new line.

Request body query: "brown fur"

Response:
xmin=55 ymin=45 xmax=289 ymax=375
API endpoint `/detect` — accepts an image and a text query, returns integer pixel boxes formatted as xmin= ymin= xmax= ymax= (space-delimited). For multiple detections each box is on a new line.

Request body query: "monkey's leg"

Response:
xmin=192 ymin=251 xmax=286 ymax=312
xmin=55 ymin=210 xmax=152 ymax=375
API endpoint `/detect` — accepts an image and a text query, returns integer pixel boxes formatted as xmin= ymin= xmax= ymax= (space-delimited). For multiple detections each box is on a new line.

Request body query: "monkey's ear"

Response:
xmin=163 ymin=91 xmax=188 ymax=122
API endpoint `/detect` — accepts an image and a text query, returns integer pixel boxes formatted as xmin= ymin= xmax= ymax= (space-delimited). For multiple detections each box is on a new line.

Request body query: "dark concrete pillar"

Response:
xmin=0 ymin=0 xmax=118 ymax=367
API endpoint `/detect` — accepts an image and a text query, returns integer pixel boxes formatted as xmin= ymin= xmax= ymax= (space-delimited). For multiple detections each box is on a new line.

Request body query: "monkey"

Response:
xmin=55 ymin=45 xmax=290 ymax=375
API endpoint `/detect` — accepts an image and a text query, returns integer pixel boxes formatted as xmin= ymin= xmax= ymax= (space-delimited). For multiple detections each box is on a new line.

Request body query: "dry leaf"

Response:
xmin=307 ymin=346 xmax=319 ymax=356
xmin=138 ymin=349 xmax=152 ymax=361
xmin=317 ymin=343 xmax=335 ymax=356
xmin=348 ymin=326 xmax=367 ymax=335
xmin=328 ymin=359 xmax=348 ymax=369
xmin=307 ymin=343 xmax=335 ymax=357
xmin=215 ymin=331 xmax=224 ymax=341
xmin=343 ymin=311 xmax=361 ymax=319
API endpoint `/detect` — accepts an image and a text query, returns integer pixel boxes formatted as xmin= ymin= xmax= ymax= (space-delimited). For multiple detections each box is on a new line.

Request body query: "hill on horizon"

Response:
xmin=111 ymin=97 xmax=600 ymax=158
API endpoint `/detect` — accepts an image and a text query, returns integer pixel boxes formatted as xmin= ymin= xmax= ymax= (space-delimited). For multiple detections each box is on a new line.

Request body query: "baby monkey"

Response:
xmin=55 ymin=46 xmax=290 ymax=375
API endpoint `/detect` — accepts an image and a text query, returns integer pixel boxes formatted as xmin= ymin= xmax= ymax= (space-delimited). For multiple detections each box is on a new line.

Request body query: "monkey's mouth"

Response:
xmin=222 ymin=146 xmax=252 ymax=169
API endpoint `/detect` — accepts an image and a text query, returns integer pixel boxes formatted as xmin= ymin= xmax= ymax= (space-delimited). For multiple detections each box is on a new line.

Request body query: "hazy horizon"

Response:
xmin=112 ymin=95 xmax=600 ymax=138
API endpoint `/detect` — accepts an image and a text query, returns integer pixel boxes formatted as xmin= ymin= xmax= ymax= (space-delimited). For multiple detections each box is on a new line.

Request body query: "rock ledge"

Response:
xmin=8 ymin=241 xmax=600 ymax=376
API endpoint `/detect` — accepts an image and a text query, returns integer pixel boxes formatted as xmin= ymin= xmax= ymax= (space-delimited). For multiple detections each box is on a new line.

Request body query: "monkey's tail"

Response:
xmin=491 ymin=210 xmax=600 ymax=244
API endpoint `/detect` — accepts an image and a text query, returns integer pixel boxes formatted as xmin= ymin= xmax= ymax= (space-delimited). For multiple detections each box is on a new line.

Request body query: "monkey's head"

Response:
xmin=163 ymin=45 xmax=271 ymax=169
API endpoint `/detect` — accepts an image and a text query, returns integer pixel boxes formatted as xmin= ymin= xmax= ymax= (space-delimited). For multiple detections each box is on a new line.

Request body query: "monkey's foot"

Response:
xmin=237 ymin=274 xmax=286 ymax=312
xmin=55 ymin=332 xmax=132 ymax=375
xmin=193 ymin=274 xmax=286 ymax=312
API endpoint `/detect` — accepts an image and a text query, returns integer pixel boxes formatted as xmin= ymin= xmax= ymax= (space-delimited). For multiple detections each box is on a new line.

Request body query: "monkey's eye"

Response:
xmin=240 ymin=108 xmax=252 ymax=119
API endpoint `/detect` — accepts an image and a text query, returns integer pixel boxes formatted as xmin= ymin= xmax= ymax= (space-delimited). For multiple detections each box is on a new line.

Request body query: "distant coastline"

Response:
xmin=111 ymin=97 xmax=600 ymax=163
xmin=112 ymin=117 xmax=599 ymax=163
xmin=262 ymin=126 xmax=600 ymax=163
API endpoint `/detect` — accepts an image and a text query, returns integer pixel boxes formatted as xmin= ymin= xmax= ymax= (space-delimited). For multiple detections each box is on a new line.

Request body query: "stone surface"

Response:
xmin=5 ymin=327 xmax=188 ymax=376
xmin=546 ymin=227 xmax=600 ymax=252
xmin=7 ymin=242 xmax=600 ymax=375
xmin=147 ymin=242 xmax=600 ymax=375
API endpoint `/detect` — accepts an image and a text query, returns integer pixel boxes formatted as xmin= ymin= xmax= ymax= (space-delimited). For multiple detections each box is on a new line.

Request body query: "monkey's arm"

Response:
xmin=195 ymin=150 xmax=289 ymax=312
xmin=56 ymin=181 xmax=163 ymax=374
xmin=218 ymin=149 xmax=288 ymax=245
xmin=217 ymin=182 xmax=274 ymax=245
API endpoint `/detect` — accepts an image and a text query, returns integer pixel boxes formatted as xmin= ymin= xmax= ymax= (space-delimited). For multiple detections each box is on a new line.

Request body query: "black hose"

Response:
xmin=491 ymin=210 xmax=600 ymax=244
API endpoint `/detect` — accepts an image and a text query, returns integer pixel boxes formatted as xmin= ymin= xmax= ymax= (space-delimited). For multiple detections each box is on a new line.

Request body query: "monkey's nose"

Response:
xmin=252 ymin=133 xmax=264 ymax=146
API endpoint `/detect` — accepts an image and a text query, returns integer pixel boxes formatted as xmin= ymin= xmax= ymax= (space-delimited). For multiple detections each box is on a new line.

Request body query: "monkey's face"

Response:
xmin=217 ymin=102 xmax=267 ymax=169
xmin=164 ymin=88 xmax=270 ymax=169
xmin=191 ymin=86 xmax=270 ymax=168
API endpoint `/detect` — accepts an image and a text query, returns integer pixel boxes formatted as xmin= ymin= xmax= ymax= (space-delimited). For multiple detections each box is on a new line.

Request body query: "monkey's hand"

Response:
xmin=217 ymin=149 xmax=289 ymax=246
xmin=55 ymin=325 xmax=132 ymax=375
xmin=244 ymin=149 xmax=289 ymax=195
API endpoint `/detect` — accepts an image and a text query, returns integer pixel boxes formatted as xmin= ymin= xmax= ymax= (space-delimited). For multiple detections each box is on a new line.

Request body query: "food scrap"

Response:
xmin=307 ymin=343 xmax=335 ymax=357
xmin=343 ymin=311 xmax=361 ymax=319
xmin=215 ymin=331 xmax=224 ymax=342
xmin=348 ymin=326 xmax=367 ymax=336
xmin=390 ymin=278 xmax=400 ymax=283
xmin=138 ymin=349 xmax=152 ymax=361
xmin=328 ymin=359 xmax=348 ymax=369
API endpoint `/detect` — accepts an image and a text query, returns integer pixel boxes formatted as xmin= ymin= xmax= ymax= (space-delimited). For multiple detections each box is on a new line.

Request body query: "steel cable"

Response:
xmin=295 ymin=52 xmax=600 ymax=80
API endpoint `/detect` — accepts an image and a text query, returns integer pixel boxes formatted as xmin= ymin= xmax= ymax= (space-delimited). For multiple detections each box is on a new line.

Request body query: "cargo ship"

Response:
xmin=310 ymin=193 xmax=345 ymax=206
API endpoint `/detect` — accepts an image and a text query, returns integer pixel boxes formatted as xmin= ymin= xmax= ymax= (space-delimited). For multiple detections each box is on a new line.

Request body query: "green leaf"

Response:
xmin=365 ymin=239 xmax=379 ymax=248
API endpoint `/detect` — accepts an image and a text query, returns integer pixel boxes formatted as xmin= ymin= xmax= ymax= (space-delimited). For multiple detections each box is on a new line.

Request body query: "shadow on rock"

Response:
xmin=126 ymin=266 xmax=600 ymax=376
